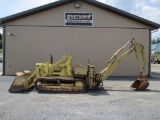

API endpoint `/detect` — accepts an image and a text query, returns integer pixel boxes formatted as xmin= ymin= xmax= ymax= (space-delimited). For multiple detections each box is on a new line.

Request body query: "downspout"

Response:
xmin=2 ymin=26 xmax=5 ymax=75
xmin=149 ymin=28 xmax=152 ymax=77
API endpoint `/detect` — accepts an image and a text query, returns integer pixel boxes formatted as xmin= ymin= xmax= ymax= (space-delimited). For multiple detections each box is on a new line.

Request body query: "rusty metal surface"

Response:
xmin=9 ymin=76 xmax=26 ymax=93
xmin=130 ymin=80 xmax=149 ymax=91
xmin=9 ymin=81 xmax=25 ymax=93
xmin=9 ymin=74 xmax=33 ymax=93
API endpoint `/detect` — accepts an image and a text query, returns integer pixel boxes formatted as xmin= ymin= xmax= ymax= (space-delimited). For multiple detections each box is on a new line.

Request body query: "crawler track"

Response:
xmin=35 ymin=77 xmax=87 ymax=93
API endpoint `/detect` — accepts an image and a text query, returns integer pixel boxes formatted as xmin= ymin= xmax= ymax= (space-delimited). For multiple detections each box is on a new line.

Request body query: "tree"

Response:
xmin=157 ymin=38 xmax=160 ymax=43
xmin=151 ymin=39 xmax=156 ymax=44
xmin=151 ymin=38 xmax=160 ymax=44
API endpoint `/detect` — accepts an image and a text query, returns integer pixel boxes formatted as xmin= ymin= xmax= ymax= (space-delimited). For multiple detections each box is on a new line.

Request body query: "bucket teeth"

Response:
xmin=130 ymin=79 xmax=149 ymax=91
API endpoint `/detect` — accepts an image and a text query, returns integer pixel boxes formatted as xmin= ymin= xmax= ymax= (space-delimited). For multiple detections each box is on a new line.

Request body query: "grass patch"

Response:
xmin=151 ymin=54 xmax=160 ymax=59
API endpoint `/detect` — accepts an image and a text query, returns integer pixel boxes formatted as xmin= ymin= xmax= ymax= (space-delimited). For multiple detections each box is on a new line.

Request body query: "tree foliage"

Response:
xmin=152 ymin=38 xmax=160 ymax=44
xmin=157 ymin=38 xmax=160 ymax=43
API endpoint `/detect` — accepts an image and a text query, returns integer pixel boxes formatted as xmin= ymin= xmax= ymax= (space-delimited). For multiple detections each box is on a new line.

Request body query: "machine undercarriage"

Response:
xmin=35 ymin=77 xmax=87 ymax=92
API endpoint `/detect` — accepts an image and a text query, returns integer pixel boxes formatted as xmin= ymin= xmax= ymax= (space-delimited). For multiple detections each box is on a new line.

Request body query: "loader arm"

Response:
xmin=36 ymin=54 xmax=73 ymax=78
xmin=100 ymin=38 xmax=149 ymax=90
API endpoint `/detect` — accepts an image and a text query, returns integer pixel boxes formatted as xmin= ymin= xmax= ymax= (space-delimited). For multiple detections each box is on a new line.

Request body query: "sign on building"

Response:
xmin=65 ymin=12 xmax=93 ymax=26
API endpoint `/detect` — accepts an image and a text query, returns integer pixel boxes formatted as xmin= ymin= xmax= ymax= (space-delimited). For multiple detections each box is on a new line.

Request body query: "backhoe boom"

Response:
xmin=100 ymin=38 xmax=149 ymax=90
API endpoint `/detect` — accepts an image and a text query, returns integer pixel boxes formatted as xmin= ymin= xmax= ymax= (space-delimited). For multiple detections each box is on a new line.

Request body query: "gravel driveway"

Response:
xmin=0 ymin=76 xmax=160 ymax=120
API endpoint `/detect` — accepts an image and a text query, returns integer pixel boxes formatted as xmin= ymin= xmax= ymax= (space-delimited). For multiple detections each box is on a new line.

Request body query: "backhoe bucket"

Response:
xmin=130 ymin=79 xmax=149 ymax=91
xmin=9 ymin=71 xmax=34 ymax=93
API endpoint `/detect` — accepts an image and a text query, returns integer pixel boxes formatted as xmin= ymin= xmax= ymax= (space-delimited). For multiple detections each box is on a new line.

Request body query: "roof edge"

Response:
xmin=0 ymin=0 xmax=71 ymax=24
xmin=86 ymin=0 xmax=160 ymax=29
xmin=0 ymin=0 xmax=160 ymax=29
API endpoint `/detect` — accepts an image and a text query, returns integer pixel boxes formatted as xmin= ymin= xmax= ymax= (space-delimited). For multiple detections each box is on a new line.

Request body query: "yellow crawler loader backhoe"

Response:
xmin=9 ymin=38 xmax=149 ymax=93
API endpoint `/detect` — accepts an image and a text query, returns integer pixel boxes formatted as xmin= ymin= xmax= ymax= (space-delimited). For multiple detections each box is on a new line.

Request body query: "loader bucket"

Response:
xmin=9 ymin=71 xmax=34 ymax=93
xmin=130 ymin=79 xmax=149 ymax=91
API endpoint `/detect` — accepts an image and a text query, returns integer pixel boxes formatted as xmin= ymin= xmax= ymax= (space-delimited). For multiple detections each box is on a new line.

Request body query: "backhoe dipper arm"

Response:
xmin=100 ymin=38 xmax=149 ymax=90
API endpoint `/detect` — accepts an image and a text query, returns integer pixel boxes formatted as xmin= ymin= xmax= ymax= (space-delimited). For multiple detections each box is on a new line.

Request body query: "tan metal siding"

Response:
xmin=4 ymin=1 xmax=150 ymax=75
xmin=5 ymin=26 xmax=149 ymax=76
xmin=6 ymin=2 xmax=150 ymax=28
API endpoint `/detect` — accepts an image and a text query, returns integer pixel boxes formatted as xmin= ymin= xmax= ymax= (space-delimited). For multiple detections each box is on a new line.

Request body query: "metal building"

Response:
xmin=0 ymin=0 xmax=160 ymax=76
